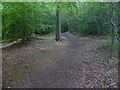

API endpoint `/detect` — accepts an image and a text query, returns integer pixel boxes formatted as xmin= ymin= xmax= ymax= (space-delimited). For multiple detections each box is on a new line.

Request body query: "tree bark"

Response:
xmin=55 ymin=6 xmax=61 ymax=41
xmin=109 ymin=2 xmax=118 ymax=58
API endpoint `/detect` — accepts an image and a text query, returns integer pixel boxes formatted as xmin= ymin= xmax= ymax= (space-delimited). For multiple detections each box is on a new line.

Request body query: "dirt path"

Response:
xmin=2 ymin=32 xmax=118 ymax=88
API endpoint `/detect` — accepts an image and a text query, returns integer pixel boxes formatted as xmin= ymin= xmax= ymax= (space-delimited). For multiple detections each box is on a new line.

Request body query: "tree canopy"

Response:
xmin=1 ymin=2 xmax=120 ymax=42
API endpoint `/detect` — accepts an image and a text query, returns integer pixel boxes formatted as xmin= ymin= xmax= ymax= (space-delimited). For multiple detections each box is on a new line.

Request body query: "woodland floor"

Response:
xmin=2 ymin=32 xmax=118 ymax=88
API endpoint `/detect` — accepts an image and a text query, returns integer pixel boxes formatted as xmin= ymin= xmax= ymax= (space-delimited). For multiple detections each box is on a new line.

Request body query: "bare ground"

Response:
xmin=2 ymin=32 xmax=118 ymax=88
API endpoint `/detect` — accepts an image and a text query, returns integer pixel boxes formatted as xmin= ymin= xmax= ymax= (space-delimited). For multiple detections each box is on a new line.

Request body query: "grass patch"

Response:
xmin=42 ymin=32 xmax=55 ymax=37
xmin=96 ymin=57 xmax=119 ymax=62
xmin=96 ymin=37 xmax=118 ymax=50
xmin=12 ymin=65 xmax=28 ymax=79
xmin=3 ymin=65 xmax=28 ymax=85
xmin=96 ymin=57 xmax=110 ymax=61
xmin=36 ymin=40 xmax=44 ymax=43
xmin=32 ymin=51 xmax=45 ymax=65
xmin=83 ymin=57 xmax=119 ymax=63
xmin=38 ymin=32 xmax=55 ymax=40
xmin=40 ymin=36 xmax=55 ymax=40
xmin=83 ymin=40 xmax=92 ymax=44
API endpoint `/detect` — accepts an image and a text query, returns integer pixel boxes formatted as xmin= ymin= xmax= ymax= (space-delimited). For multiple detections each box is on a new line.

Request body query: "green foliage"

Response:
xmin=96 ymin=36 xmax=118 ymax=50
xmin=60 ymin=2 xmax=119 ymax=36
xmin=2 ymin=2 xmax=120 ymax=42
xmin=2 ymin=2 xmax=56 ymax=42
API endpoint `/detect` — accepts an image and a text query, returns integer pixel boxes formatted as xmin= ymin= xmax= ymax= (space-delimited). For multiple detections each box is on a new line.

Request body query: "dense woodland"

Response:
xmin=1 ymin=2 xmax=120 ymax=88
xmin=2 ymin=2 xmax=120 ymax=39
xmin=1 ymin=2 xmax=120 ymax=56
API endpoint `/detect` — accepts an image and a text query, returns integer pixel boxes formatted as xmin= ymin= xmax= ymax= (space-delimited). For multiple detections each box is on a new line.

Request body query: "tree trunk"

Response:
xmin=21 ymin=8 xmax=26 ymax=41
xmin=109 ymin=3 xmax=118 ymax=58
xmin=92 ymin=13 xmax=101 ymax=36
xmin=66 ymin=16 xmax=71 ymax=33
xmin=55 ymin=6 xmax=61 ymax=41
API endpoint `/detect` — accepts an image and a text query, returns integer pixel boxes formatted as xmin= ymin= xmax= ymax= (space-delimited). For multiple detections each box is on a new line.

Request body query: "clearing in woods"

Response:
xmin=2 ymin=32 xmax=118 ymax=88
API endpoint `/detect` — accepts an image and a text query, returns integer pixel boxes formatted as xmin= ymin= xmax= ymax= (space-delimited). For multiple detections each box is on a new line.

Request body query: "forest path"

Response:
xmin=29 ymin=32 xmax=96 ymax=88
xmin=2 ymin=32 xmax=118 ymax=88
xmin=26 ymin=32 xmax=117 ymax=88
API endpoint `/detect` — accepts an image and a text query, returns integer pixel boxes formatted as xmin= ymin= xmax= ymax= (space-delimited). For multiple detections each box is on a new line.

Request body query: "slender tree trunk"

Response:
xmin=111 ymin=19 xmax=119 ymax=40
xmin=66 ymin=18 xmax=70 ymax=32
xmin=55 ymin=6 xmax=61 ymax=41
xmin=92 ymin=14 xmax=101 ymax=36
xmin=21 ymin=3 xmax=27 ymax=42
xmin=109 ymin=3 xmax=118 ymax=58
xmin=66 ymin=11 xmax=71 ymax=33
xmin=110 ymin=21 xmax=115 ymax=58
xmin=21 ymin=8 xmax=26 ymax=41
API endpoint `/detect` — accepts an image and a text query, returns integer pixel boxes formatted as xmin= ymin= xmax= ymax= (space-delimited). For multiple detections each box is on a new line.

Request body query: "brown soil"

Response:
xmin=2 ymin=32 xmax=118 ymax=88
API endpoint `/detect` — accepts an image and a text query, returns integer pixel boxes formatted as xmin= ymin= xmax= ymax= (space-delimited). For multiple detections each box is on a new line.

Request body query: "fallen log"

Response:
xmin=0 ymin=39 xmax=22 ymax=49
